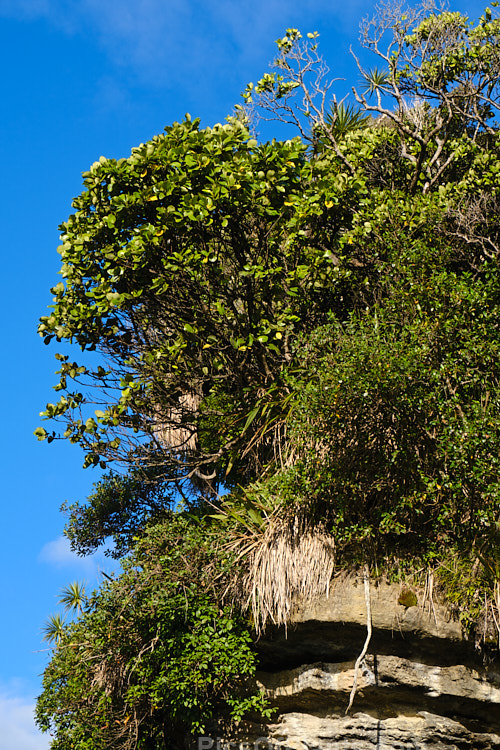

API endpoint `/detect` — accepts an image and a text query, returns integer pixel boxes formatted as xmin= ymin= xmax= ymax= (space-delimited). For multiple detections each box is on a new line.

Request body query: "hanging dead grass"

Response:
xmin=240 ymin=513 xmax=336 ymax=634
xmin=92 ymin=654 xmax=126 ymax=697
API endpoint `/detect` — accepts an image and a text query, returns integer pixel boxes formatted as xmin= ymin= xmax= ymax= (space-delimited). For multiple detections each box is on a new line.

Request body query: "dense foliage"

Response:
xmin=37 ymin=4 xmax=500 ymax=748
xmin=36 ymin=118 xmax=343 ymax=485
xmin=62 ymin=466 xmax=176 ymax=558
xmin=36 ymin=516 xmax=270 ymax=749
xmin=274 ymin=241 xmax=500 ymax=557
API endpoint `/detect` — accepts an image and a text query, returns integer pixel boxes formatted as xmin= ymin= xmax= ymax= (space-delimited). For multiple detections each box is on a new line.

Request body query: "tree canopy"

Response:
xmin=37 ymin=3 xmax=500 ymax=747
xmin=36 ymin=118 xmax=340 ymax=487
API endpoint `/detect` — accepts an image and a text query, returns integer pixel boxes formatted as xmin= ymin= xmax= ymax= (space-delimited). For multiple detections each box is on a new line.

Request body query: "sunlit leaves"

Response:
xmin=37 ymin=115 xmax=356 ymax=483
xmin=59 ymin=581 xmax=87 ymax=614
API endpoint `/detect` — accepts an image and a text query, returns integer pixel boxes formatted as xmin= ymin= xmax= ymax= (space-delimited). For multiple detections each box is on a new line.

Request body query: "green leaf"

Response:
xmin=242 ymin=406 xmax=260 ymax=434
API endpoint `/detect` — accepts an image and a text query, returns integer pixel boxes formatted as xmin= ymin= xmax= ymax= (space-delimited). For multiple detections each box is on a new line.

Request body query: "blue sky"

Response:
xmin=0 ymin=0 xmax=489 ymax=746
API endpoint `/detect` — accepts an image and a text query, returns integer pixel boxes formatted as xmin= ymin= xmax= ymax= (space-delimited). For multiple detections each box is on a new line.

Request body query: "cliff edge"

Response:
xmin=241 ymin=578 xmax=500 ymax=750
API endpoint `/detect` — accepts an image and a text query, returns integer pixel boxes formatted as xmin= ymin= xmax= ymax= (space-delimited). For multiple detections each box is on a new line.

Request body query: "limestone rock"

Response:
xmin=246 ymin=578 xmax=500 ymax=749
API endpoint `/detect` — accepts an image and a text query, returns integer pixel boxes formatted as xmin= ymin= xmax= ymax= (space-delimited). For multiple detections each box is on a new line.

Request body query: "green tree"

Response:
xmin=222 ymin=2 xmax=500 ymax=633
xmin=244 ymin=5 xmax=500 ymax=193
xmin=37 ymin=6 xmax=500 ymax=747
xmin=62 ymin=465 xmax=177 ymax=558
xmin=36 ymin=116 xmax=354 ymax=489
xmin=36 ymin=516 xmax=270 ymax=750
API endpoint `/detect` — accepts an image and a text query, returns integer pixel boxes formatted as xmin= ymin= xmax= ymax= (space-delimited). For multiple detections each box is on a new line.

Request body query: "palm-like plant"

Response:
xmin=42 ymin=613 xmax=66 ymax=645
xmin=326 ymin=102 xmax=371 ymax=138
xmin=42 ymin=582 xmax=87 ymax=645
xmin=58 ymin=581 xmax=87 ymax=615
xmin=312 ymin=102 xmax=371 ymax=154
xmin=360 ymin=67 xmax=390 ymax=96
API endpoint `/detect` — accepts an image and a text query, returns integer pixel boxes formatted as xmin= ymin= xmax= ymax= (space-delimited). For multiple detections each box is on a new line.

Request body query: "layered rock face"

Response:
xmin=247 ymin=579 xmax=500 ymax=750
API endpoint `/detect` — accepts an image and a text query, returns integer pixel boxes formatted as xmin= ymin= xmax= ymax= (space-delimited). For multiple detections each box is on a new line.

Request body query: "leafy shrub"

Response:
xmin=36 ymin=515 xmax=270 ymax=749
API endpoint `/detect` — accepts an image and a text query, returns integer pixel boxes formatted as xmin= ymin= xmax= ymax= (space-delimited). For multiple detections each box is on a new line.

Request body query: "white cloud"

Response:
xmin=38 ymin=535 xmax=108 ymax=576
xmin=0 ymin=689 xmax=49 ymax=750
xmin=0 ymin=0 xmax=364 ymax=85
xmin=0 ymin=0 xmax=199 ymax=75
xmin=0 ymin=0 xmax=51 ymax=19
xmin=39 ymin=534 xmax=85 ymax=567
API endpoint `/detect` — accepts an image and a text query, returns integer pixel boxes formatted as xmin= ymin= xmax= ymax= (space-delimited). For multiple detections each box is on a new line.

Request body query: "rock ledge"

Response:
xmin=244 ymin=578 xmax=500 ymax=750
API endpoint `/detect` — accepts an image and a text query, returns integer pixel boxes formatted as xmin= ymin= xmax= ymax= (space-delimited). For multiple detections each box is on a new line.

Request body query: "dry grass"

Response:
xmin=238 ymin=513 xmax=336 ymax=634
xmin=92 ymin=654 xmax=127 ymax=697
xmin=217 ymin=491 xmax=336 ymax=633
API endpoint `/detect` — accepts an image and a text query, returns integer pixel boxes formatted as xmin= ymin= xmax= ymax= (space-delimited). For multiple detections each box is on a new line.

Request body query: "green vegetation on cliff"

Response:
xmin=36 ymin=3 xmax=500 ymax=747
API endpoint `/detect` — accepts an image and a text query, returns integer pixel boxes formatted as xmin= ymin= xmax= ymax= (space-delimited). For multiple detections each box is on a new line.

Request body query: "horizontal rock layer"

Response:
xmin=242 ymin=578 xmax=500 ymax=750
